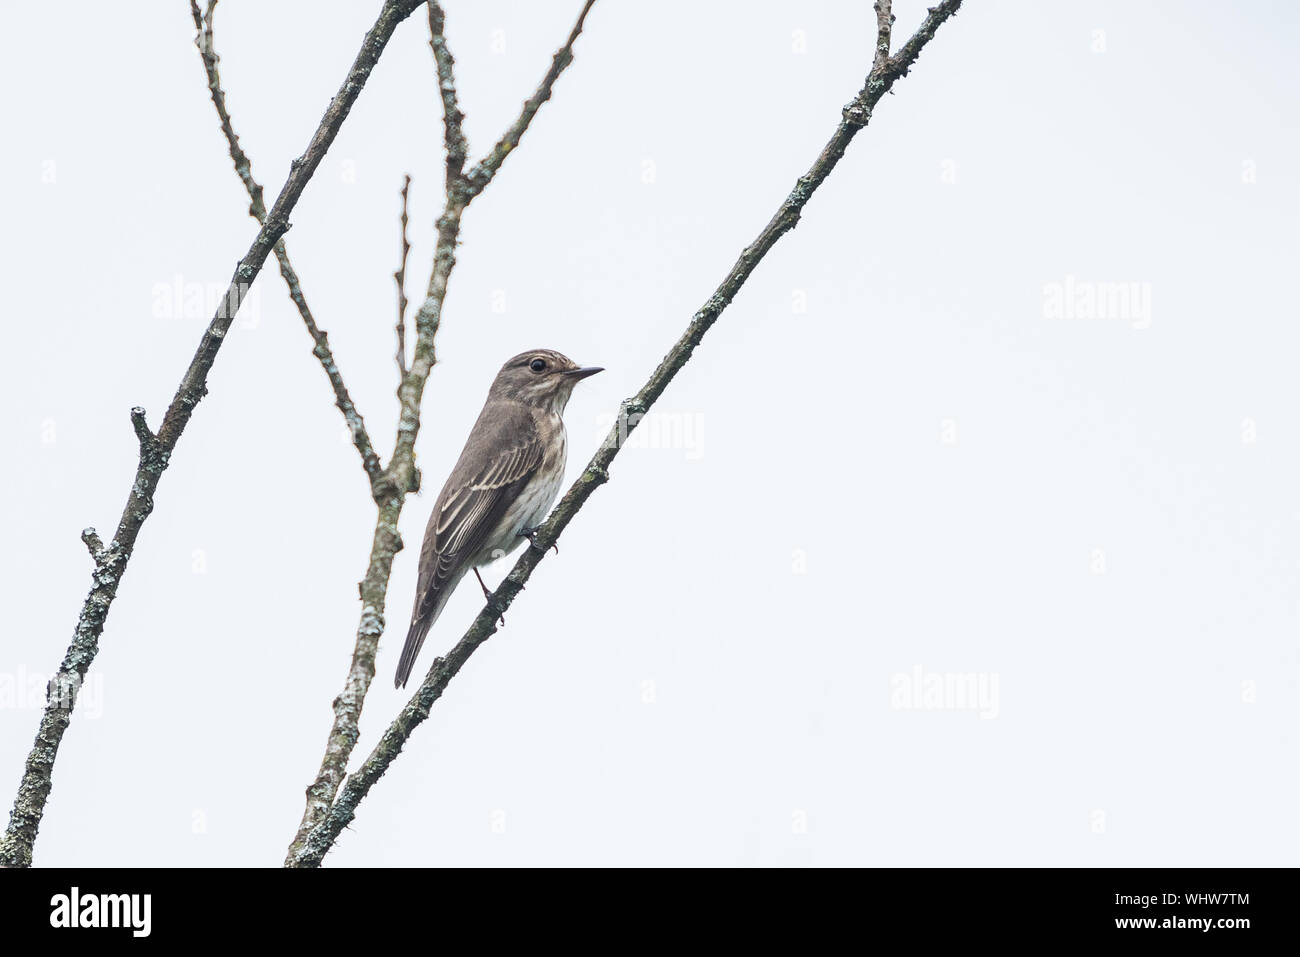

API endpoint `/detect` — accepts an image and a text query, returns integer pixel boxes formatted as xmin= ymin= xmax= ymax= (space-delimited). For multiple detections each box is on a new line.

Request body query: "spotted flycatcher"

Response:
xmin=394 ymin=349 xmax=603 ymax=688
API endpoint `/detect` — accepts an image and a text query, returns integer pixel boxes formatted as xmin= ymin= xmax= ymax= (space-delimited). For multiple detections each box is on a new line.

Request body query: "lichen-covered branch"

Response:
xmin=427 ymin=3 xmax=468 ymax=188
xmin=888 ymin=0 xmax=961 ymax=78
xmin=285 ymin=0 xmax=965 ymax=869
xmin=0 ymin=0 xmax=427 ymax=870
xmin=284 ymin=0 xmax=598 ymax=866
xmin=190 ymin=0 xmax=383 ymax=488
xmin=873 ymin=0 xmax=895 ymax=74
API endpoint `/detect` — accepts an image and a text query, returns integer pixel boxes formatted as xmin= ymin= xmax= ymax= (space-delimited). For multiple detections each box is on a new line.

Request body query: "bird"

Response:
xmin=394 ymin=349 xmax=603 ymax=689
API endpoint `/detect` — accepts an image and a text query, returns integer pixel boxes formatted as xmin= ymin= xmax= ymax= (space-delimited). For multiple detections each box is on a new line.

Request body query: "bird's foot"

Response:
xmin=473 ymin=568 xmax=506 ymax=626
xmin=520 ymin=526 xmax=559 ymax=555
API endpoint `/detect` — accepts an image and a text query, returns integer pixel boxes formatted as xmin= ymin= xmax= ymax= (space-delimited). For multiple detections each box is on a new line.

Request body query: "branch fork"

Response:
xmin=284 ymin=0 xmax=965 ymax=868
xmin=0 ymin=0 xmax=427 ymax=869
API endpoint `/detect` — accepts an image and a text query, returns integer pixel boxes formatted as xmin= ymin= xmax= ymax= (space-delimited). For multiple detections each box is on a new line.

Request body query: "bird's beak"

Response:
xmin=564 ymin=366 xmax=604 ymax=381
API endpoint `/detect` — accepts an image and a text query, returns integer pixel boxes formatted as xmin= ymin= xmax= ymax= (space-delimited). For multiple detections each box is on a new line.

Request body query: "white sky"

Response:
xmin=2 ymin=0 xmax=1297 ymax=866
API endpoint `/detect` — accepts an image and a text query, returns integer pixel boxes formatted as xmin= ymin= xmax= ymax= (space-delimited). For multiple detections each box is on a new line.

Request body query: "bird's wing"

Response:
xmin=396 ymin=406 xmax=544 ymax=687
xmin=416 ymin=408 xmax=543 ymax=621
xmin=425 ymin=406 xmax=545 ymax=594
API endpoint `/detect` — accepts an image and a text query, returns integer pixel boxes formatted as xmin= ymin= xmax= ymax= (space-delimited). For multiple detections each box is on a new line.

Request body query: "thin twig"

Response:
xmin=394 ymin=174 xmax=412 ymax=377
xmin=463 ymin=0 xmax=597 ymax=198
xmin=189 ymin=0 xmax=384 ymax=489
xmin=0 ymin=0 xmax=427 ymax=870
xmin=284 ymin=0 xmax=598 ymax=866
xmin=287 ymin=0 xmax=965 ymax=869
xmin=888 ymin=1 xmax=960 ymax=77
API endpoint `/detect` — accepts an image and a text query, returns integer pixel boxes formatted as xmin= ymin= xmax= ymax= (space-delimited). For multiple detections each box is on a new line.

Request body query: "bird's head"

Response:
xmin=489 ymin=349 xmax=603 ymax=413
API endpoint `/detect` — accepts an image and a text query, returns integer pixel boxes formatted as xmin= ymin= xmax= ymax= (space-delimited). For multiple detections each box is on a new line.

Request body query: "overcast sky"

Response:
xmin=2 ymin=0 xmax=1297 ymax=866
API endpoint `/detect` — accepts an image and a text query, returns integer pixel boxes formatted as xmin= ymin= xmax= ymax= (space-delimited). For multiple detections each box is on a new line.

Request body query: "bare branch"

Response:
xmin=80 ymin=528 xmax=104 ymax=563
xmin=285 ymin=0 xmax=599 ymax=867
xmin=464 ymin=0 xmax=597 ymax=197
xmin=873 ymin=0 xmax=894 ymax=73
xmin=0 ymin=0 xmax=427 ymax=870
xmin=189 ymin=0 xmax=384 ymax=488
xmin=286 ymin=0 xmax=965 ymax=869
xmin=129 ymin=406 xmax=155 ymax=452
xmin=394 ymin=174 xmax=412 ymax=377
xmin=190 ymin=1 xmax=261 ymax=218
xmin=428 ymin=3 xmax=468 ymax=187
xmin=888 ymin=0 xmax=962 ymax=78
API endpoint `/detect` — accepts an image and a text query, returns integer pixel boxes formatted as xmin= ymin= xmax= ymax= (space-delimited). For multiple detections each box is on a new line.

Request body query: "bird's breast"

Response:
xmin=476 ymin=416 xmax=566 ymax=566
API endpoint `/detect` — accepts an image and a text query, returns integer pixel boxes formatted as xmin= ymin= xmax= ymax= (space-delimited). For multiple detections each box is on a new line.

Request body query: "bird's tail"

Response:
xmin=394 ymin=615 xmax=433 ymax=690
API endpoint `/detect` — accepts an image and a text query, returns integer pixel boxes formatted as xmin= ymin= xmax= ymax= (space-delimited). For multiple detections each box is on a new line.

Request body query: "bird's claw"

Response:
xmin=521 ymin=526 xmax=559 ymax=555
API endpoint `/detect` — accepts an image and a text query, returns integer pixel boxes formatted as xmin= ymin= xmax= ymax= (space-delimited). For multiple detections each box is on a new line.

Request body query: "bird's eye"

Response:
xmin=529 ymin=358 xmax=547 ymax=373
